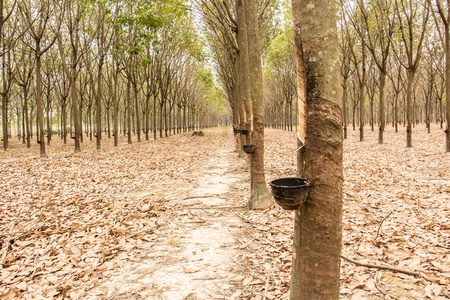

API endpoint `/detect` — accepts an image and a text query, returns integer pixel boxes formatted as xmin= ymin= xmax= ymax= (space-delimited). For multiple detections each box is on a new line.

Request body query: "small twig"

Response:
xmin=183 ymin=195 xmax=217 ymax=200
xmin=374 ymin=211 xmax=393 ymax=241
xmin=174 ymin=205 xmax=246 ymax=211
xmin=125 ymin=228 xmax=153 ymax=240
xmin=341 ymin=255 xmax=420 ymax=277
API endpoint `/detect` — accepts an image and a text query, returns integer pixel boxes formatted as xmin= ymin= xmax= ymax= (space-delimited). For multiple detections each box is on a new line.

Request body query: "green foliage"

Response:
xmin=110 ymin=0 xmax=188 ymax=55
xmin=197 ymin=67 xmax=228 ymax=113
xmin=264 ymin=22 xmax=295 ymax=78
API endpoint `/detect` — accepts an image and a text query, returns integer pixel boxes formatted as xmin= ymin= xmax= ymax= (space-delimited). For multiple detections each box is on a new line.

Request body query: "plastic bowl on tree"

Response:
xmin=268 ymin=177 xmax=310 ymax=210
xmin=243 ymin=144 xmax=255 ymax=154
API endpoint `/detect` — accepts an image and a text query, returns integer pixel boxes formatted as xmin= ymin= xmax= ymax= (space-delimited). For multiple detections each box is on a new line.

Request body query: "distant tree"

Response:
xmin=428 ymin=0 xmax=450 ymax=151
xmin=393 ymin=0 xmax=430 ymax=147
xmin=20 ymin=0 xmax=60 ymax=157
xmin=357 ymin=0 xmax=394 ymax=144
xmin=1 ymin=0 xmax=18 ymax=151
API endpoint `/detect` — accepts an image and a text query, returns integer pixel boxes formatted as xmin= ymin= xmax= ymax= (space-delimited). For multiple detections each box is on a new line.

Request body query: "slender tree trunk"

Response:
xmin=96 ymin=63 xmax=103 ymax=149
xmin=359 ymin=45 xmax=366 ymax=142
xmin=2 ymin=93 xmax=7 ymax=151
xmin=22 ymin=103 xmax=25 ymax=144
xmin=36 ymin=52 xmax=46 ymax=157
xmin=134 ymin=81 xmax=141 ymax=142
xmin=46 ymin=77 xmax=52 ymax=145
xmin=343 ymin=77 xmax=348 ymax=139
xmin=379 ymin=72 xmax=386 ymax=144
xmin=71 ymin=69 xmax=81 ymax=152
xmin=406 ymin=70 xmax=414 ymax=148
xmin=153 ymin=98 xmax=157 ymax=140
xmin=164 ymin=101 xmax=168 ymax=137
xmin=159 ymin=103 xmax=163 ymax=138
xmin=113 ymin=72 xmax=119 ymax=147
xmin=127 ymin=77 xmax=132 ymax=144
xmin=445 ymin=21 xmax=450 ymax=151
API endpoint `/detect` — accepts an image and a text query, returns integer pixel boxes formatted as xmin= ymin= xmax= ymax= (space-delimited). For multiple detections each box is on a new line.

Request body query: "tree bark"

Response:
xmin=246 ymin=0 xmax=272 ymax=210
xmin=36 ymin=50 xmax=47 ymax=157
xmin=406 ymin=70 xmax=414 ymax=148
xmin=342 ymin=77 xmax=348 ymax=139
xmin=291 ymin=0 xmax=343 ymax=298
xmin=379 ymin=72 xmax=386 ymax=144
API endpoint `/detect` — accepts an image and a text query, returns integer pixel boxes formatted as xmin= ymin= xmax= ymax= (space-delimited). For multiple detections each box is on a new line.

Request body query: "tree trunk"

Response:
xmin=96 ymin=62 xmax=103 ymax=149
xmin=113 ymin=71 xmax=119 ymax=147
xmin=343 ymin=76 xmax=348 ymax=139
xmin=127 ymin=77 xmax=132 ymax=144
xmin=406 ymin=70 xmax=414 ymax=148
xmin=379 ymin=72 xmax=386 ymax=144
xmin=36 ymin=52 xmax=46 ymax=157
xmin=134 ymin=81 xmax=141 ymax=142
xmin=153 ymin=98 xmax=157 ymax=140
xmin=291 ymin=0 xmax=343 ymax=298
xmin=2 ymin=93 xmax=7 ymax=151
xmin=445 ymin=19 xmax=450 ymax=152
xmin=245 ymin=0 xmax=272 ymax=210
xmin=71 ymin=70 xmax=81 ymax=152
xmin=359 ymin=44 xmax=366 ymax=142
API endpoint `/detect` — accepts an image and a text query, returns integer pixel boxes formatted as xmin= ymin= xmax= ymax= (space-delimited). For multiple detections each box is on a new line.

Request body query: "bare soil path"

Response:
xmin=87 ymin=141 xmax=251 ymax=299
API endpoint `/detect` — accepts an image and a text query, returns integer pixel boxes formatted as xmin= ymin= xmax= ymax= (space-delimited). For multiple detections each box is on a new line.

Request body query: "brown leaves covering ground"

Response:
xmin=241 ymin=125 xmax=449 ymax=299
xmin=0 ymin=132 xmax=223 ymax=299
xmin=0 ymin=125 xmax=449 ymax=299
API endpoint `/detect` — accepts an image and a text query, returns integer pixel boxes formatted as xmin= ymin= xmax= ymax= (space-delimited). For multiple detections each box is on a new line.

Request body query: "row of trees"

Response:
xmin=338 ymin=0 xmax=449 ymax=151
xmin=196 ymin=0 xmax=280 ymax=209
xmin=260 ymin=0 xmax=449 ymax=152
xmin=0 ymin=0 xmax=228 ymax=156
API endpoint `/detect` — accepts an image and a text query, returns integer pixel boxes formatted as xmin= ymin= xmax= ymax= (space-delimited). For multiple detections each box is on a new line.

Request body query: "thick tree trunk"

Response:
xmin=236 ymin=0 xmax=252 ymax=143
xmin=291 ymin=0 xmax=343 ymax=298
xmin=245 ymin=0 xmax=272 ymax=209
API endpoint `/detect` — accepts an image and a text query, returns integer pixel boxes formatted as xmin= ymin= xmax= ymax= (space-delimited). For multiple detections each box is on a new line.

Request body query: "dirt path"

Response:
xmin=87 ymin=139 xmax=251 ymax=299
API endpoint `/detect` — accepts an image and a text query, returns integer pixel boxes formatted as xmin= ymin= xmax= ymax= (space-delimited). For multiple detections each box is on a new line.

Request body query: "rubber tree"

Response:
xmin=236 ymin=0 xmax=252 ymax=158
xmin=358 ymin=0 xmax=394 ymax=144
xmin=290 ymin=0 xmax=343 ymax=298
xmin=429 ymin=0 xmax=450 ymax=152
xmin=57 ymin=0 xmax=89 ymax=153
xmin=245 ymin=0 xmax=272 ymax=210
xmin=0 ymin=0 xmax=17 ymax=151
xmin=20 ymin=0 xmax=59 ymax=157
xmin=393 ymin=0 xmax=430 ymax=148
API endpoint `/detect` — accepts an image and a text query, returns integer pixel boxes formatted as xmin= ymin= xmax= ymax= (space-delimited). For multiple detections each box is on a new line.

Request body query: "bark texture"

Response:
xmin=246 ymin=0 xmax=272 ymax=209
xmin=291 ymin=0 xmax=343 ymax=298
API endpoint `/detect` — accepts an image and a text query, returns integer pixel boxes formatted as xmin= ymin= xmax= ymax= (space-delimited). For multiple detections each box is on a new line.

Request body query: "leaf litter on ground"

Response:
xmin=0 ymin=124 xmax=449 ymax=299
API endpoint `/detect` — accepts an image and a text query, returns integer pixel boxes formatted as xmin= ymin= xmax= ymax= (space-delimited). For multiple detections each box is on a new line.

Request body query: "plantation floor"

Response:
xmin=0 ymin=125 xmax=449 ymax=299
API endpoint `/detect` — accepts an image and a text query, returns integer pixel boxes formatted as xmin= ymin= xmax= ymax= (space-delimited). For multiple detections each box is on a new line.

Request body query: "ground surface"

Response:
xmin=0 ymin=125 xmax=449 ymax=299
